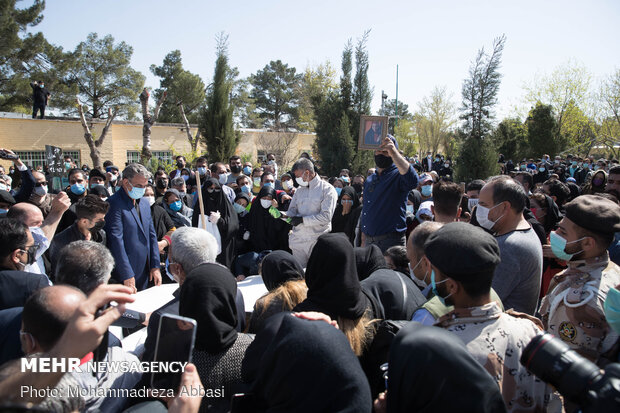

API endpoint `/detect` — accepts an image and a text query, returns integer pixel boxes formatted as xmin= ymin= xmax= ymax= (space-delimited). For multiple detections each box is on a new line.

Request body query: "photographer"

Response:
xmin=30 ymin=80 xmax=51 ymax=119
xmin=539 ymin=195 xmax=620 ymax=366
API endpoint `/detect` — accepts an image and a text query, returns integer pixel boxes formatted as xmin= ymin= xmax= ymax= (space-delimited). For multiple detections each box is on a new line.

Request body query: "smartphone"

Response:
xmin=0 ymin=150 xmax=18 ymax=160
xmin=151 ymin=313 xmax=197 ymax=390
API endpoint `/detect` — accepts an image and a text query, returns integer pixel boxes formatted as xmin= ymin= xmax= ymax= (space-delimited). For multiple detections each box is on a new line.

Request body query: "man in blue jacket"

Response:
xmin=104 ymin=163 xmax=161 ymax=292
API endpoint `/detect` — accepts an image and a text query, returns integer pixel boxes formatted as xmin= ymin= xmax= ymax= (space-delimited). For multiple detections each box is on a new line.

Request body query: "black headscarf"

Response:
xmin=542 ymin=193 xmax=562 ymax=234
xmin=248 ymin=186 xmax=290 ymax=252
xmin=179 ymin=263 xmax=238 ymax=353
xmin=261 ymin=250 xmax=304 ymax=291
xmin=360 ymin=269 xmax=426 ymax=320
xmin=242 ymin=313 xmax=372 ymax=413
xmin=163 ymin=188 xmax=191 ymax=227
xmin=387 ymin=323 xmax=506 ymax=413
xmin=332 ymin=186 xmax=362 ymax=244
xmin=354 ymin=245 xmax=387 ymax=281
xmin=293 ymin=233 xmax=369 ymax=320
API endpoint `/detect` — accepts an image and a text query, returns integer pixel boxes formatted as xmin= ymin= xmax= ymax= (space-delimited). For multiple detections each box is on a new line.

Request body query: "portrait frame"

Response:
xmin=358 ymin=115 xmax=388 ymax=150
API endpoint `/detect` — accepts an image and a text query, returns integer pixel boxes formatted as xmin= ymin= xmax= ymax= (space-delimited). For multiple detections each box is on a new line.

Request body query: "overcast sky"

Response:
xmin=34 ymin=0 xmax=620 ymax=121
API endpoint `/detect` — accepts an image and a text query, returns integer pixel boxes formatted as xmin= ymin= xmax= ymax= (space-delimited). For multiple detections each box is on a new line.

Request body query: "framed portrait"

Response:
xmin=358 ymin=115 xmax=388 ymax=150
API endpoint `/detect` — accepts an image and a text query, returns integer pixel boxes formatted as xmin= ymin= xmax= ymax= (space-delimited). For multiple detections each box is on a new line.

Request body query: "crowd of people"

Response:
xmin=1 ymin=139 xmax=620 ymax=412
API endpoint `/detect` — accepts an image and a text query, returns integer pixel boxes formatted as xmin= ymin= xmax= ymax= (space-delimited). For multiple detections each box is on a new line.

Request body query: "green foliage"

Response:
xmin=340 ymin=40 xmax=353 ymax=112
xmin=380 ymin=99 xmax=412 ymax=135
xmin=455 ymin=135 xmax=499 ymax=182
xmin=393 ymin=118 xmax=416 ymax=156
xmin=492 ymin=117 xmax=528 ymax=161
xmin=231 ymin=77 xmax=261 ymax=128
xmin=250 ymin=60 xmax=301 ymax=130
xmin=67 ymin=33 xmax=145 ymax=118
xmin=414 ymin=86 xmax=456 ymax=155
xmin=526 ymin=103 xmax=564 ymax=157
xmin=199 ymin=34 xmax=239 ymax=163
xmin=314 ymin=94 xmax=355 ymax=176
xmin=296 ymin=62 xmax=338 ymax=132
xmin=150 ymin=50 xmax=206 ymax=124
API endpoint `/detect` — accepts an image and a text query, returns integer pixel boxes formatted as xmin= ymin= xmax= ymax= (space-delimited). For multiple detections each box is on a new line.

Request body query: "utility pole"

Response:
xmin=381 ymin=90 xmax=388 ymax=115
xmin=395 ymin=64 xmax=399 ymax=127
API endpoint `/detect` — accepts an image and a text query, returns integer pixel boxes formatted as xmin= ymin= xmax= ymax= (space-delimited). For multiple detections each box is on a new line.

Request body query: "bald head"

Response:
xmin=22 ymin=285 xmax=86 ymax=353
xmin=6 ymin=202 xmax=43 ymax=227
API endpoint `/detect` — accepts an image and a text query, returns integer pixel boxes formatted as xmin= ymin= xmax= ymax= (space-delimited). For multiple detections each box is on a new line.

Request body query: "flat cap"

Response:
xmin=0 ymin=190 xmax=16 ymax=205
xmin=424 ymin=222 xmax=500 ymax=280
xmin=88 ymin=168 xmax=106 ymax=180
xmin=564 ymin=195 xmax=620 ymax=235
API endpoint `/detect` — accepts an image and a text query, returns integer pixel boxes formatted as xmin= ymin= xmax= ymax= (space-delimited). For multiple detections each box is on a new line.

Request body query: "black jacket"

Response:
xmin=0 ymin=268 xmax=49 ymax=310
xmin=48 ymin=222 xmax=106 ymax=269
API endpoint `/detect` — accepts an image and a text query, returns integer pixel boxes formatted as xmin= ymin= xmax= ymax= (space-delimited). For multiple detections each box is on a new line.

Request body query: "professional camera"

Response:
xmin=520 ymin=333 xmax=620 ymax=412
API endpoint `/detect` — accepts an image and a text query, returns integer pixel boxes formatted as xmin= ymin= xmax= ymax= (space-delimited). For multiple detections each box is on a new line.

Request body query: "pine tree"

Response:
xmin=350 ymin=30 xmax=374 ymax=175
xmin=199 ymin=34 xmax=239 ymax=163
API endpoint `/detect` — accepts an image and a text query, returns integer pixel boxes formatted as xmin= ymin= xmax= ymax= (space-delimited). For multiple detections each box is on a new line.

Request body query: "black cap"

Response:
xmin=0 ymin=190 xmax=16 ymax=205
xmin=424 ymin=222 xmax=500 ymax=280
xmin=564 ymin=195 xmax=620 ymax=235
xmin=88 ymin=168 xmax=106 ymax=180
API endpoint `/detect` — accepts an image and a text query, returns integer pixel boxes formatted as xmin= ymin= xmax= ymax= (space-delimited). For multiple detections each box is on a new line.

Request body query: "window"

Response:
xmin=257 ymin=150 xmax=267 ymax=163
xmin=127 ymin=150 xmax=173 ymax=164
xmin=14 ymin=150 xmax=80 ymax=168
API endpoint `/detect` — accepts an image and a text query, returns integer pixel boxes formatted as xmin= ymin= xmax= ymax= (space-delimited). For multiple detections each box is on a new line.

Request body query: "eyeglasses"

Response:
xmin=34 ymin=182 xmax=48 ymax=187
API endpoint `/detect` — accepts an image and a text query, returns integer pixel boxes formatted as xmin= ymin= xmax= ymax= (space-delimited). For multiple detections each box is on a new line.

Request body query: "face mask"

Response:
xmin=182 ymin=175 xmax=189 ymax=182
xmin=64 ymin=162 xmax=72 ymax=169
xmin=243 ymin=166 xmax=252 ymax=175
xmin=0 ymin=183 xmax=6 ymax=191
xmin=21 ymin=244 xmax=38 ymax=266
xmin=109 ymin=174 xmax=117 ymax=182
xmin=604 ymin=287 xmax=620 ymax=335
xmin=263 ymin=182 xmax=274 ymax=188
xmin=352 ymin=183 xmax=363 ymax=194
xmin=444 ymin=163 xmax=450 ymax=168
xmin=406 ymin=204 xmax=414 ymax=214
xmin=156 ymin=179 xmax=167 ymax=190
xmin=409 ymin=259 xmax=428 ymax=288
xmin=549 ymin=231 xmax=585 ymax=261
xmin=468 ymin=198 xmax=479 ymax=211
xmin=231 ymin=165 xmax=242 ymax=174
xmin=340 ymin=176 xmax=350 ymax=183
xmin=233 ymin=202 xmax=246 ymax=214
xmin=583 ymin=164 xmax=590 ymax=169
xmin=435 ymin=158 xmax=440 ymax=162
xmin=421 ymin=185 xmax=432 ymax=197
xmin=335 ymin=187 xmax=342 ymax=196
xmin=282 ymin=180 xmax=291 ymax=190
xmin=268 ymin=160 xmax=275 ymax=165
xmin=33 ymin=185 xmax=48 ymax=197
xmin=144 ymin=196 xmax=155 ymax=206
xmin=196 ymin=167 xmax=207 ymax=176
xmin=572 ymin=161 xmax=578 ymax=167
xmin=476 ymin=203 xmax=504 ymax=231
xmin=90 ymin=183 xmax=104 ymax=189
xmin=176 ymin=161 xmax=184 ymax=169
xmin=594 ymin=165 xmax=600 ymax=171
xmin=296 ymin=175 xmax=309 ymax=187
xmin=241 ymin=184 xmax=251 ymax=194
xmin=342 ymin=199 xmax=353 ymax=207
xmin=375 ymin=154 xmax=393 ymax=169
xmin=431 ymin=270 xmax=452 ymax=306
xmin=218 ymin=173 xmax=228 ymax=185
xmin=539 ymin=167 xmax=545 ymax=172
xmin=178 ymin=191 xmax=186 ymax=198
xmin=253 ymin=177 xmax=261 ymax=186
xmin=520 ymin=165 xmax=526 ymax=170
xmin=593 ymin=178 xmax=604 ymax=186
xmin=127 ymin=182 xmax=145 ymax=200
xmin=92 ymin=219 xmax=105 ymax=231
xmin=70 ymin=183 xmax=86 ymax=195
xmin=260 ymin=199 xmax=272 ymax=209
xmin=168 ymin=200 xmax=181 ymax=212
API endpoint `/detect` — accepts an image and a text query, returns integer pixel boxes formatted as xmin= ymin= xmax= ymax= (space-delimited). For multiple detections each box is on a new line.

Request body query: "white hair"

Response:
xmin=169 ymin=227 xmax=218 ymax=273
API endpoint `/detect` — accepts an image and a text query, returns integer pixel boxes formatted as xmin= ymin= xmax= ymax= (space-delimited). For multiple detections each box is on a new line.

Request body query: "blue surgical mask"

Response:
xmin=243 ymin=166 xmax=252 ymax=175
xmin=233 ymin=202 xmax=246 ymax=214
xmin=263 ymin=182 xmax=274 ymax=188
xmin=340 ymin=176 xmax=350 ymax=183
xmin=70 ymin=183 xmax=86 ymax=195
xmin=406 ymin=204 xmax=414 ymax=214
xmin=421 ymin=185 xmax=432 ymax=197
xmin=549 ymin=231 xmax=585 ymax=261
xmin=169 ymin=200 xmax=182 ymax=212
xmin=604 ymin=287 xmax=620 ymax=335
xmin=430 ymin=270 xmax=452 ymax=306
xmin=182 ymin=175 xmax=189 ymax=182
xmin=127 ymin=182 xmax=145 ymax=200
xmin=241 ymin=184 xmax=251 ymax=193
xmin=335 ymin=187 xmax=342 ymax=196
xmin=539 ymin=167 xmax=545 ymax=172
xmin=197 ymin=167 xmax=207 ymax=176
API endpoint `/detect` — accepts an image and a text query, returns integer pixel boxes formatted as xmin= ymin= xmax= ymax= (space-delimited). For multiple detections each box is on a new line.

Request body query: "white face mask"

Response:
xmin=409 ymin=259 xmax=429 ymax=288
xmin=260 ymin=199 xmax=272 ymax=209
xmin=109 ymin=174 xmax=117 ymax=182
xmin=0 ymin=183 xmax=7 ymax=191
xmin=468 ymin=198 xmax=479 ymax=211
xmin=282 ymin=180 xmax=290 ymax=190
xmin=296 ymin=173 xmax=309 ymax=187
xmin=476 ymin=203 xmax=504 ymax=231
xmin=33 ymin=185 xmax=48 ymax=197
xmin=143 ymin=196 xmax=155 ymax=206
xmin=218 ymin=173 xmax=228 ymax=185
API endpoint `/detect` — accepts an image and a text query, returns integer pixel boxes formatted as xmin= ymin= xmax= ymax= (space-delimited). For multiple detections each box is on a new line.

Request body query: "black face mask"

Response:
xmin=156 ymin=180 xmax=167 ymax=190
xmin=22 ymin=245 xmax=38 ymax=266
xmin=352 ymin=183 xmax=363 ymax=194
xmin=176 ymin=162 xmax=184 ymax=169
xmin=92 ymin=219 xmax=105 ymax=231
xmin=375 ymin=154 xmax=393 ymax=169
xmin=230 ymin=165 xmax=242 ymax=174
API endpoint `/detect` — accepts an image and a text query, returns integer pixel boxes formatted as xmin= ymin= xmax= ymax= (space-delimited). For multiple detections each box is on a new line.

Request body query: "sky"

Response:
xmin=31 ymin=0 xmax=620 ymax=121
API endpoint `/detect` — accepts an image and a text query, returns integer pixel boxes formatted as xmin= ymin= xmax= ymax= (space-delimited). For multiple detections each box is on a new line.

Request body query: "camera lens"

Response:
xmin=521 ymin=334 xmax=602 ymax=405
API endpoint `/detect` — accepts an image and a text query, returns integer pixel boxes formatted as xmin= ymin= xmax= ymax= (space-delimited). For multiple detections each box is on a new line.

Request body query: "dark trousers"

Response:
xmin=365 ymin=232 xmax=406 ymax=253
xmin=32 ymin=103 xmax=45 ymax=119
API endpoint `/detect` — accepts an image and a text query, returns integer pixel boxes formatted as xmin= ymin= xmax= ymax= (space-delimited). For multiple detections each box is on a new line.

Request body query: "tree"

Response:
xmin=150 ymin=50 xmax=205 ymax=124
xmin=0 ymin=0 xmax=76 ymax=112
xmin=380 ymin=99 xmax=412 ymax=135
xmin=139 ymin=88 xmax=166 ymax=163
xmin=314 ymin=94 xmax=355 ymax=176
xmin=231 ymin=77 xmax=261 ymax=128
xmin=67 ymin=33 xmax=145 ymax=118
xmin=256 ymin=132 xmax=300 ymax=170
xmin=76 ymin=97 xmax=117 ymax=169
xmin=178 ymin=102 xmax=201 ymax=152
xmin=491 ymin=118 xmax=528 ymax=162
xmin=414 ymin=86 xmax=456 ymax=155
xmin=596 ymin=69 xmax=620 ymax=157
xmin=250 ymin=60 xmax=301 ymax=130
xmin=296 ymin=62 xmax=338 ymax=132
xmin=456 ymin=35 xmax=505 ymax=182
xmin=199 ymin=34 xmax=239 ymax=163
xmin=525 ymin=103 xmax=564 ymax=158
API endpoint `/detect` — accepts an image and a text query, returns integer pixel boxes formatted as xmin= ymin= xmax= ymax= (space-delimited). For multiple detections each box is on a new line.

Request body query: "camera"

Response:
xmin=520 ymin=333 xmax=620 ymax=412
xmin=0 ymin=150 xmax=18 ymax=161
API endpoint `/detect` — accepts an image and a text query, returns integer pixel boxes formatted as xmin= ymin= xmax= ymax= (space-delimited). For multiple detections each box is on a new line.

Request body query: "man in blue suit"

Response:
xmin=104 ymin=163 xmax=161 ymax=292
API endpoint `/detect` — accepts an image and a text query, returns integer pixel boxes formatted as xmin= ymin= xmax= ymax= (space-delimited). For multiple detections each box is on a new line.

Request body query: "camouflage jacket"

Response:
xmin=436 ymin=302 xmax=551 ymax=413
xmin=539 ymin=253 xmax=620 ymax=364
